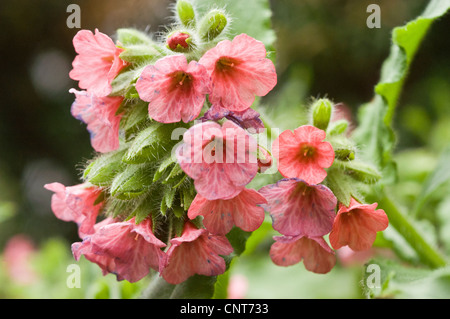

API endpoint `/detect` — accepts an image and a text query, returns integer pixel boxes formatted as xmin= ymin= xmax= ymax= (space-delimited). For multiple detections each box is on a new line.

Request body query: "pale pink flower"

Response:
xmin=70 ymin=89 xmax=123 ymax=153
xmin=227 ymin=274 xmax=249 ymax=299
xmin=273 ymin=125 xmax=335 ymax=185
xmin=69 ymin=29 xmax=127 ymax=97
xmin=188 ymin=189 xmax=266 ymax=235
xmin=72 ymin=218 xmax=166 ymax=283
xmin=135 ymin=54 xmax=211 ymax=123
xmin=329 ymin=198 xmax=388 ymax=251
xmin=199 ymin=33 xmax=277 ymax=112
xmin=176 ymin=121 xmax=259 ymax=200
xmin=3 ymin=235 xmax=38 ymax=285
xmin=259 ymin=178 xmax=337 ymax=237
xmin=44 ymin=182 xmax=103 ymax=238
xmin=270 ymin=235 xmax=336 ymax=274
xmin=161 ymin=222 xmax=233 ymax=284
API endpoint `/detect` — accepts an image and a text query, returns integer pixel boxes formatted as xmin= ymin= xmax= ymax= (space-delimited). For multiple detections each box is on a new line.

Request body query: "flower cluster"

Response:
xmin=260 ymin=100 xmax=389 ymax=274
xmin=45 ymin=0 xmax=389 ymax=287
xmin=45 ymin=1 xmax=278 ymax=285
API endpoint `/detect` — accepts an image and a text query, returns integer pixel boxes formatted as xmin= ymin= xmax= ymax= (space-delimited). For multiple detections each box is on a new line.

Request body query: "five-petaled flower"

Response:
xmin=69 ymin=29 xmax=128 ymax=97
xmin=70 ymin=89 xmax=123 ymax=153
xmin=272 ymin=125 xmax=335 ymax=185
xmin=259 ymin=178 xmax=337 ymax=238
xmin=136 ymin=54 xmax=211 ymax=123
xmin=199 ymin=33 xmax=277 ymax=112
xmin=329 ymin=198 xmax=389 ymax=251
xmin=176 ymin=120 xmax=259 ymax=200
xmin=161 ymin=222 xmax=233 ymax=285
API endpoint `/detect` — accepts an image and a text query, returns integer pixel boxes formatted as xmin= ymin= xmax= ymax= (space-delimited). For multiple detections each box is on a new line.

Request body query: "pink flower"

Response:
xmin=44 ymin=182 xmax=103 ymax=238
xmin=69 ymin=29 xmax=127 ymax=97
xmin=135 ymin=54 xmax=211 ymax=123
xmin=161 ymin=222 xmax=233 ymax=284
xmin=329 ymin=198 xmax=389 ymax=251
xmin=199 ymin=33 xmax=277 ymax=112
xmin=273 ymin=125 xmax=335 ymax=184
xmin=70 ymin=89 xmax=123 ymax=153
xmin=72 ymin=218 xmax=166 ymax=283
xmin=177 ymin=121 xmax=259 ymax=200
xmin=188 ymin=189 xmax=267 ymax=235
xmin=259 ymin=178 xmax=337 ymax=237
xmin=3 ymin=235 xmax=38 ymax=285
xmin=270 ymin=235 xmax=336 ymax=274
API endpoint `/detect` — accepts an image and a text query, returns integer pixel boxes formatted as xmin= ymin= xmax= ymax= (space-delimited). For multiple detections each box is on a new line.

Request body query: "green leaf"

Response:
xmin=120 ymin=99 xmax=151 ymax=139
xmin=412 ymin=147 xmax=450 ymax=217
xmin=83 ymin=149 xmax=127 ymax=186
xmin=110 ymin=164 xmax=155 ymax=199
xmin=325 ymin=166 xmax=362 ymax=206
xmin=363 ymin=258 xmax=450 ymax=299
xmin=116 ymin=28 xmax=154 ymax=46
xmin=110 ymin=66 xmax=144 ymax=97
xmin=119 ymin=44 xmax=162 ymax=64
xmin=353 ymin=0 xmax=450 ymax=184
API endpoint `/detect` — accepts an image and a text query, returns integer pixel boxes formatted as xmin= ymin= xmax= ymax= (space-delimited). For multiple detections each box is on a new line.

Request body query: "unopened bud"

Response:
xmin=327 ymin=119 xmax=349 ymax=136
xmin=176 ymin=0 xmax=196 ymax=27
xmin=311 ymin=99 xmax=333 ymax=131
xmin=257 ymin=146 xmax=273 ymax=173
xmin=166 ymin=31 xmax=193 ymax=52
xmin=198 ymin=9 xmax=228 ymax=41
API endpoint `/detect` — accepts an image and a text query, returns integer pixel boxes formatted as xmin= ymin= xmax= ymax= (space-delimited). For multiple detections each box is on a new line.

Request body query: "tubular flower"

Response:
xmin=270 ymin=234 xmax=336 ymax=274
xmin=176 ymin=120 xmax=259 ymax=200
xmin=70 ymin=89 xmax=123 ymax=153
xmin=72 ymin=218 xmax=166 ymax=283
xmin=199 ymin=33 xmax=277 ymax=112
xmin=69 ymin=29 xmax=127 ymax=97
xmin=136 ymin=54 xmax=211 ymax=123
xmin=161 ymin=222 xmax=233 ymax=284
xmin=259 ymin=178 xmax=337 ymax=237
xmin=329 ymin=198 xmax=389 ymax=251
xmin=273 ymin=125 xmax=335 ymax=185
xmin=188 ymin=189 xmax=267 ymax=235
xmin=44 ymin=182 xmax=103 ymax=238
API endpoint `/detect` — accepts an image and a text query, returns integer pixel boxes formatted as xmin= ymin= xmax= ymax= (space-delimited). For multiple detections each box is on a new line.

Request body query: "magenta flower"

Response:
xmin=70 ymin=89 xmax=123 ymax=153
xmin=329 ymin=198 xmax=388 ymax=251
xmin=44 ymin=182 xmax=103 ymax=238
xmin=135 ymin=54 xmax=211 ymax=123
xmin=273 ymin=125 xmax=335 ymax=185
xmin=161 ymin=222 xmax=233 ymax=284
xmin=177 ymin=121 xmax=259 ymax=200
xmin=72 ymin=218 xmax=166 ymax=283
xmin=69 ymin=29 xmax=127 ymax=97
xmin=270 ymin=235 xmax=336 ymax=274
xmin=259 ymin=178 xmax=337 ymax=237
xmin=198 ymin=33 xmax=277 ymax=112
xmin=188 ymin=189 xmax=267 ymax=235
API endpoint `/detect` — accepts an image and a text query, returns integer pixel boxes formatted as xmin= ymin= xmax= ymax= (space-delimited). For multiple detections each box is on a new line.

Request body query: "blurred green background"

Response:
xmin=0 ymin=0 xmax=449 ymax=298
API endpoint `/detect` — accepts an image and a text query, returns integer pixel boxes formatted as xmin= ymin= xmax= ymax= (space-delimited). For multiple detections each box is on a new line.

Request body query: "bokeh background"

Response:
xmin=0 ymin=0 xmax=449 ymax=298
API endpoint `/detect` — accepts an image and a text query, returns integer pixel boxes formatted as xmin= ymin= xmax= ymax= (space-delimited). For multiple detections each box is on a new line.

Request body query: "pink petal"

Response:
xmin=161 ymin=222 xmax=233 ymax=284
xmin=70 ymin=89 xmax=123 ymax=153
xmin=136 ymin=55 xmax=211 ymax=123
xmin=259 ymin=178 xmax=337 ymax=237
xmin=329 ymin=199 xmax=388 ymax=251
xmin=199 ymin=34 xmax=277 ymax=112
xmin=270 ymin=235 xmax=336 ymax=274
xmin=188 ymin=189 xmax=266 ymax=235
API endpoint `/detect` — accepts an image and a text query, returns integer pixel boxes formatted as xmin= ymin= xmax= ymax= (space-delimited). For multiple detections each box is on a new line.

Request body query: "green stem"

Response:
xmin=377 ymin=192 xmax=447 ymax=269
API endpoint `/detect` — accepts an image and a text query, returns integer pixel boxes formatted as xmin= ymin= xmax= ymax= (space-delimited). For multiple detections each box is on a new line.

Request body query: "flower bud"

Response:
xmin=311 ymin=99 xmax=333 ymax=131
xmin=166 ymin=30 xmax=194 ymax=52
xmin=198 ymin=9 xmax=228 ymax=41
xmin=176 ymin=0 xmax=196 ymax=27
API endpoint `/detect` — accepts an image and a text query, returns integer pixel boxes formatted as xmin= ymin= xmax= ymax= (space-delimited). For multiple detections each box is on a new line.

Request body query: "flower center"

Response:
xmin=169 ymin=71 xmax=193 ymax=92
xmin=298 ymin=144 xmax=316 ymax=162
xmin=216 ymin=57 xmax=242 ymax=72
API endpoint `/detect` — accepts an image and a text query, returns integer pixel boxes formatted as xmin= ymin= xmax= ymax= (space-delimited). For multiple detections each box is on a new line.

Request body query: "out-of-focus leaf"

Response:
xmin=364 ymin=258 xmax=450 ymax=299
xmin=412 ymin=147 xmax=450 ymax=217
xmin=353 ymin=0 xmax=450 ymax=184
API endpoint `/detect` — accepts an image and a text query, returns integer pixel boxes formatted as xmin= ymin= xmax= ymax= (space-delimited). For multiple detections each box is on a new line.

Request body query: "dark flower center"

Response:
xmin=216 ymin=57 xmax=242 ymax=72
